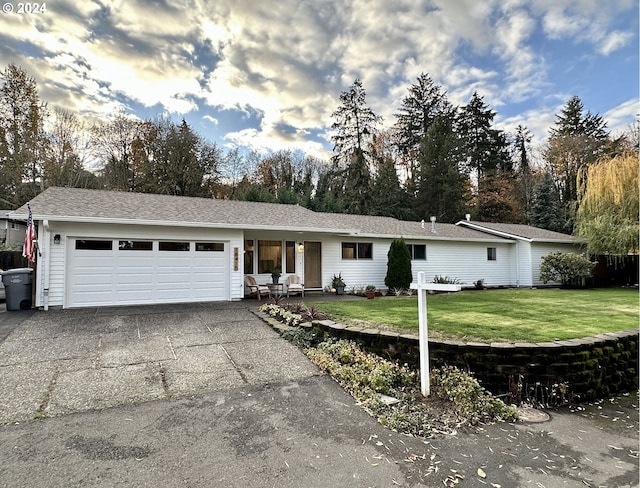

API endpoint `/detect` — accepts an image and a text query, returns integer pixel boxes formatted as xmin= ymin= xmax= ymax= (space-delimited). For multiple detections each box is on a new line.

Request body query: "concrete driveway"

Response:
xmin=0 ymin=302 xmax=318 ymax=422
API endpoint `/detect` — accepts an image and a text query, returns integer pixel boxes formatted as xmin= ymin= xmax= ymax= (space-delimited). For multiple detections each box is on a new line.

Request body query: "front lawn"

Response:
xmin=311 ymin=288 xmax=638 ymax=343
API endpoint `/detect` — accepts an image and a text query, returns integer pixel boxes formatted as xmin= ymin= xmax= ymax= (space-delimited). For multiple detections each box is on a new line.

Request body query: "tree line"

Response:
xmin=0 ymin=64 xmax=637 ymax=256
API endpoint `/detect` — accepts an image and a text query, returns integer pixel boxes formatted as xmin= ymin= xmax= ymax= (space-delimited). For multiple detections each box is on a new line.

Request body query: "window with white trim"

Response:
xmin=342 ymin=242 xmax=373 ymax=260
xmin=407 ymin=244 xmax=426 ymax=260
xmin=487 ymin=247 xmax=497 ymax=261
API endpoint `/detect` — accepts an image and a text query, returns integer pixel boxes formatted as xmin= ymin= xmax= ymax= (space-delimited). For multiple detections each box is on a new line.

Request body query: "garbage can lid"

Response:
xmin=2 ymin=268 xmax=34 ymax=275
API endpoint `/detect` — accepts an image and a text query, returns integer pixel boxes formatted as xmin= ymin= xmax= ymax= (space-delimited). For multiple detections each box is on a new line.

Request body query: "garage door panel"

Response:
xmin=68 ymin=239 xmax=229 ymax=308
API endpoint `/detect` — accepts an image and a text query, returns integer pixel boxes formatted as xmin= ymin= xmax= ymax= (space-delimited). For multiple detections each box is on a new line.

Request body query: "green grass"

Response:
xmin=311 ymin=288 xmax=639 ymax=343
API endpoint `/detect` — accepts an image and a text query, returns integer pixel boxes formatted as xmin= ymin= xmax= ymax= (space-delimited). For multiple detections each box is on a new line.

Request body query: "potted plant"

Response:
xmin=271 ymin=267 xmax=282 ymax=284
xmin=331 ymin=273 xmax=346 ymax=295
xmin=365 ymin=284 xmax=376 ymax=299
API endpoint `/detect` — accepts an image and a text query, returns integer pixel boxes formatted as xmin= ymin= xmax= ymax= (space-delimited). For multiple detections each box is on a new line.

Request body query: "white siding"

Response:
xmin=516 ymin=241 xmax=533 ymax=287
xmin=323 ymin=236 xmax=390 ymax=291
xmin=411 ymin=240 xmax=515 ymax=287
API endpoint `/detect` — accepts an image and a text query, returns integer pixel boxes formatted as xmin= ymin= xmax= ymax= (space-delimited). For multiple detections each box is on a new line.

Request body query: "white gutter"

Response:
xmin=456 ymin=221 xmax=533 ymax=242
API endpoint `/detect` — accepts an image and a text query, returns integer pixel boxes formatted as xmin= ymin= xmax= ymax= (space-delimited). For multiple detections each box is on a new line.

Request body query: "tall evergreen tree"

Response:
xmin=512 ymin=125 xmax=535 ymax=220
xmin=330 ymin=78 xmax=381 ymax=169
xmin=543 ymin=96 xmax=610 ymax=231
xmin=458 ymin=92 xmax=514 ymax=221
xmin=330 ymin=78 xmax=380 ymax=213
xmin=393 ymin=73 xmax=451 ymax=191
xmin=415 ymin=113 xmax=467 ymax=223
xmin=528 ymin=171 xmax=565 ymax=232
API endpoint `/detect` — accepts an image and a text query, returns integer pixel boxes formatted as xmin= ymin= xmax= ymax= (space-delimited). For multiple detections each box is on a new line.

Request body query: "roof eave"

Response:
xmin=15 ymin=214 xmax=358 ymax=234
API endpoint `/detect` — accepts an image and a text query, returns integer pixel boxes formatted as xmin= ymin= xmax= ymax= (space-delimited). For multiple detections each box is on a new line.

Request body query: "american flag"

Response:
xmin=22 ymin=202 xmax=36 ymax=263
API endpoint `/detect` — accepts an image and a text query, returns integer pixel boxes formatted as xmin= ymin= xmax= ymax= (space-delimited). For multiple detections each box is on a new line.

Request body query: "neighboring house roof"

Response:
xmin=457 ymin=220 xmax=580 ymax=244
xmin=9 ymin=187 xmax=575 ymax=243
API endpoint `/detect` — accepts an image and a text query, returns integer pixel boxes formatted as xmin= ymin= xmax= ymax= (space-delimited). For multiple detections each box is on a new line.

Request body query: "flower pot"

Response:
xmin=335 ymin=286 xmax=345 ymax=295
xmin=366 ymin=290 xmax=375 ymax=299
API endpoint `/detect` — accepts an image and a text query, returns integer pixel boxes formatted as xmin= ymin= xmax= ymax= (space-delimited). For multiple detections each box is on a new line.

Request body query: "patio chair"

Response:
xmin=286 ymin=274 xmax=304 ymax=297
xmin=245 ymin=275 xmax=270 ymax=300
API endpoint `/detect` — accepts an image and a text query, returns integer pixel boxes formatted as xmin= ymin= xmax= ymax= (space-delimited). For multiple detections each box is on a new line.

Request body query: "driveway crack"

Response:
xmin=218 ymin=344 xmax=248 ymax=384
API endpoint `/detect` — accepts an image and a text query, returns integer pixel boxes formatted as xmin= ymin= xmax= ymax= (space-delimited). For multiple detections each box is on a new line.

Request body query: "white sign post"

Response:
xmin=411 ymin=272 xmax=462 ymax=397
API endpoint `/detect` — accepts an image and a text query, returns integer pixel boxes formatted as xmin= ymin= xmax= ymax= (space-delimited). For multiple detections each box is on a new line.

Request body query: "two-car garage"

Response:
xmin=66 ymin=238 xmax=230 ymax=308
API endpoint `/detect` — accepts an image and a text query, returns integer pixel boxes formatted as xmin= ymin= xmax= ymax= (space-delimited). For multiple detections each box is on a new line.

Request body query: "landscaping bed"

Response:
xmin=259 ymin=303 xmax=518 ymax=439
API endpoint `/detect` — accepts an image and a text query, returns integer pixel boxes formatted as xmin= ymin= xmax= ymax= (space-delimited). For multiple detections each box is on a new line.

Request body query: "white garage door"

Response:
xmin=67 ymin=238 xmax=229 ymax=308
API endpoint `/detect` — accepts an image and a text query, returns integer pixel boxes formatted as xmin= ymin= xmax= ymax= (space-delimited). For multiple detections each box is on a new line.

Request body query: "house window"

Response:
xmin=258 ymin=240 xmax=282 ymax=274
xmin=342 ymin=242 xmax=373 ymax=260
xmin=119 ymin=240 xmax=153 ymax=251
xmin=487 ymin=247 xmax=497 ymax=261
xmin=285 ymin=241 xmax=295 ymax=273
xmin=75 ymin=240 xmax=113 ymax=250
xmin=244 ymin=240 xmax=254 ymax=274
xmin=196 ymin=242 xmax=224 ymax=252
xmin=159 ymin=241 xmax=190 ymax=251
xmin=407 ymin=244 xmax=426 ymax=260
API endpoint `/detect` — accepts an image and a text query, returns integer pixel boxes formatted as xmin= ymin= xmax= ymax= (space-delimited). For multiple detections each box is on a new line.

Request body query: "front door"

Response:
xmin=303 ymin=241 xmax=322 ymax=289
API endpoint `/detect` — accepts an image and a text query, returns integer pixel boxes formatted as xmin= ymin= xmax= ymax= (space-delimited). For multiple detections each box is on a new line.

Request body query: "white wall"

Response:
xmin=410 ymin=240 xmax=516 ymax=287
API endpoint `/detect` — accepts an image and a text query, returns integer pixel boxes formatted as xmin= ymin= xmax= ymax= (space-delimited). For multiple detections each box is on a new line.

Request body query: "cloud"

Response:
xmin=0 ymin=0 xmax=636 ymax=159
xmin=597 ymin=30 xmax=634 ymax=55
xmin=203 ymin=115 xmax=219 ymax=125
xmin=603 ymin=98 xmax=639 ymax=134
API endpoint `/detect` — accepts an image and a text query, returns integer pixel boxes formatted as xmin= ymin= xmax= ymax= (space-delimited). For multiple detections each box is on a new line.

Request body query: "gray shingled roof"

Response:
xmin=10 ymin=187 xmax=573 ymax=242
xmin=458 ymin=221 xmax=580 ymax=243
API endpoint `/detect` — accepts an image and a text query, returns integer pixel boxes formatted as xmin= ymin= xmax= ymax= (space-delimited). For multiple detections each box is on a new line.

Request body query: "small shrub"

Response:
xmin=539 ymin=252 xmax=596 ymax=287
xmin=433 ymin=275 xmax=461 ymax=284
xmin=281 ymin=328 xmax=321 ymax=349
xmin=431 ymin=366 xmax=517 ymax=424
xmin=474 ymin=279 xmax=485 ymax=289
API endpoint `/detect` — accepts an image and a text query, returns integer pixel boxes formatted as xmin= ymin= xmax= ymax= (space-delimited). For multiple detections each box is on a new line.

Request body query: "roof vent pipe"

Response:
xmin=430 ymin=216 xmax=436 ymax=233
xmin=465 ymin=213 xmax=471 ymax=221
xmin=420 ymin=219 xmax=425 ymax=229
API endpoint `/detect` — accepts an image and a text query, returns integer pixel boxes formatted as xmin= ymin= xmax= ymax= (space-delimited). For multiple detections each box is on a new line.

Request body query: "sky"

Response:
xmin=1 ymin=0 xmax=638 ymax=161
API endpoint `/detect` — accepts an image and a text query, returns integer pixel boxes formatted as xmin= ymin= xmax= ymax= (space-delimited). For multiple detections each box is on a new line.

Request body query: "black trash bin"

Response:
xmin=1 ymin=268 xmax=33 ymax=311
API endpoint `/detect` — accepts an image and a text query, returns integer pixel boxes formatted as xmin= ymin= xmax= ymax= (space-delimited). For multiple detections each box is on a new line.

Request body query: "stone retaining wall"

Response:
xmin=259 ymin=311 xmax=638 ymax=403
xmin=311 ymin=319 xmax=638 ymax=403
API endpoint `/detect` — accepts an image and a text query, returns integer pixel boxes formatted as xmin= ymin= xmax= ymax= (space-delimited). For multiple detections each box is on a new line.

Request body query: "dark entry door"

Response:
xmin=303 ymin=241 xmax=322 ymax=288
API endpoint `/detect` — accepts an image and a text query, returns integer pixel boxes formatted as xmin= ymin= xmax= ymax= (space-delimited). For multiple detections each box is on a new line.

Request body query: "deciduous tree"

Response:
xmin=0 ymin=64 xmax=48 ymax=206
xmin=575 ymin=152 xmax=639 ymax=260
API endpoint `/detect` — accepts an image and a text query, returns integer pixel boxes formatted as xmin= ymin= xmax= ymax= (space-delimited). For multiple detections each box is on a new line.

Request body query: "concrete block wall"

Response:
xmin=310 ymin=319 xmax=639 ymax=403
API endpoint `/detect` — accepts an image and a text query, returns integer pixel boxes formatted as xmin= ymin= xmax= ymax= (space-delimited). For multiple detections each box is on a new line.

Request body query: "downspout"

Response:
xmin=42 ymin=219 xmax=50 ymax=310
xmin=515 ymin=241 xmax=520 ymax=288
